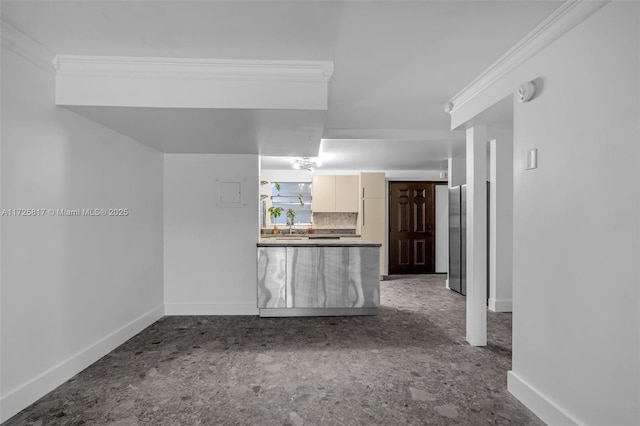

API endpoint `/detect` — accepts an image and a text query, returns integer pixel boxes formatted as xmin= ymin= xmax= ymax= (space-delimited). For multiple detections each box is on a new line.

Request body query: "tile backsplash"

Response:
xmin=312 ymin=212 xmax=358 ymax=229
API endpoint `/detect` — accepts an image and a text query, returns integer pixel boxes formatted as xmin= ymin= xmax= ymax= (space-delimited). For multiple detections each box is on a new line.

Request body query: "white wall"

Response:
xmin=513 ymin=5 xmax=638 ymax=424
xmin=260 ymin=169 xmax=447 ymax=183
xmin=435 ymin=185 xmax=448 ymax=273
xmin=164 ymin=154 xmax=259 ymax=315
xmin=447 ymin=157 xmax=466 ymax=187
xmin=383 ymin=170 xmax=445 ymax=181
xmin=488 ymin=129 xmax=513 ymax=312
xmin=453 ymin=3 xmax=640 ymax=424
xmin=1 ymin=47 xmax=164 ymax=422
xmin=261 ymin=169 xmax=314 ymax=183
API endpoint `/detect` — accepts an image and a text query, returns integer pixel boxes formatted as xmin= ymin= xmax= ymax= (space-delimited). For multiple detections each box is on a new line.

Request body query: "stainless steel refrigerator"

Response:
xmin=448 ymin=185 xmax=466 ymax=295
xmin=448 ymin=183 xmax=488 ymax=297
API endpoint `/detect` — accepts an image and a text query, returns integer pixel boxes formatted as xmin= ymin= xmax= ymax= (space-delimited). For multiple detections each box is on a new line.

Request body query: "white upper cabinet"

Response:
xmin=312 ymin=175 xmax=358 ymax=212
xmin=335 ymin=176 xmax=358 ymax=212
xmin=359 ymin=173 xmax=386 ymax=199
xmin=311 ymin=175 xmax=335 ymax=212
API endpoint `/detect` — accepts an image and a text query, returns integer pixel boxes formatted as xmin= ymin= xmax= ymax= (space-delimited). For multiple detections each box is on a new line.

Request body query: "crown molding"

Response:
xmin=0 ymin=15 xmax=56 ymax=73
xmin=446 ymin=0 xmax=610 ymax=113
xmin=53 ymin=55 xmax=334 ymax=83
xmin=54 ymin=55 xmax=333 ymax=110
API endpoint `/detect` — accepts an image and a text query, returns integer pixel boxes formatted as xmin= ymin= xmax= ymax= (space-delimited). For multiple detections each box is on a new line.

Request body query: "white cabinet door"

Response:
xmin=361 ymin=197 xmax=386 ymax=275
xmin=359 ymin=173 xmax=386 ymax=199
xmin=312 ymin=175 xmax=335 ymax=212
xmin=335 ymin=175 xmax=358 ymax=212
xmin=313 ymin=175 xmax=358 ymax=213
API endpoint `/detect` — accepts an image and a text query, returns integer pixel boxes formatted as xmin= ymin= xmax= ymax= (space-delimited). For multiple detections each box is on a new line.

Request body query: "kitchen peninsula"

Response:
xmin=257 ymin=237 xmax=381 ymax=317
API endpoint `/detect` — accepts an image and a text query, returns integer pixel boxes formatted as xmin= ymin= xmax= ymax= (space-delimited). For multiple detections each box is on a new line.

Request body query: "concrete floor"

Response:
xmin=4 ymin=275 xmax=543 ymax=425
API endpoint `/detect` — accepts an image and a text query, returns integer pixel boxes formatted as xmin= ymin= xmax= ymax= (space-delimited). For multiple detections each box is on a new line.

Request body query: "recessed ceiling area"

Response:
xmin=65 ymin=106 xmax=327 ymax=156
xmin=261 ymin=138 xmax=465 ymax=171
xmin=2 ymin=0 xmax=563 ymax=170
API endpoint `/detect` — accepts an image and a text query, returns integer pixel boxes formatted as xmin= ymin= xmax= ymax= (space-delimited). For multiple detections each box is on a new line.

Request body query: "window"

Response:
xmin=270 ymin=182 xmax=312 ymax=225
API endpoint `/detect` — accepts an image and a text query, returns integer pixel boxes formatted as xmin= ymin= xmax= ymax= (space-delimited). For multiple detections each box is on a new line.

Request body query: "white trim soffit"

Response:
xmin=322 ymin=128 xmax=466 ymax=141
xmin=446 ymin=0 xmax=609 ymax=113
xmin=0 ymin=15 xmax=56 ymax=73
xmin=53 ymin=55 xmax=334 ymax=83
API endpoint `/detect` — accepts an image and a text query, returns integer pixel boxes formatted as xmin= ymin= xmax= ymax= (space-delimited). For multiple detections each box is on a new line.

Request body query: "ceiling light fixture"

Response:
xmin=290 ymin=157 xmax=318 ymax=172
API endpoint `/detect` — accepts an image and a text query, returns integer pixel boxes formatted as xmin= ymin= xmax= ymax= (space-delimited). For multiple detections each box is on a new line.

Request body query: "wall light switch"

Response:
xmin=526 ymin=149 xmax=538 ymax=170
xmin=323 ymin=217 xmax=329 ymax=225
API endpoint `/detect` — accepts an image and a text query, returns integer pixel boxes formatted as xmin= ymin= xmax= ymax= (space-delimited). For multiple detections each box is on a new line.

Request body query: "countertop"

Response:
xmin=260 ymin=233 xmax=361 ymax=239
xmin=257 ymin=237 xmax=381 ymax=247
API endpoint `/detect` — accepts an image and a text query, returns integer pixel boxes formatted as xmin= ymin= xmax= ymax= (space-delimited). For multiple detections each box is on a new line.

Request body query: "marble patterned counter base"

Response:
xmin=259 ymin=307 xmax=378 ymax=317
xmin=257 ymin=244 xmax=380 ymax=317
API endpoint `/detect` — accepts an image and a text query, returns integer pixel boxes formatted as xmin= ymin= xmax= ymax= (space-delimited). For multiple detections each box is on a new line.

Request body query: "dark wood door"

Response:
xmin=389 ymin=181 xmax=436 ymax=274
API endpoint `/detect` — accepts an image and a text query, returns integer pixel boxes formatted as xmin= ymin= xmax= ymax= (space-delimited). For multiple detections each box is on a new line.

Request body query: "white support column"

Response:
xmin=489 ymin=135 xmax=514 ymax=312
xmin=466 ymin=125 xmax=487 ymax=346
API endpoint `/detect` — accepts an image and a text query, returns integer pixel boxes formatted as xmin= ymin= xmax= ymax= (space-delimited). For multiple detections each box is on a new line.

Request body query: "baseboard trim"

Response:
xmin=507 ymin=371 xmax=579 ymax=426
xmin=164 ymin=303 xmax=259 ymax=316
xmin=0 ymin=304 xmax=164 ymax=423
xmin=488 ymin=298 xmax=512 ymax=312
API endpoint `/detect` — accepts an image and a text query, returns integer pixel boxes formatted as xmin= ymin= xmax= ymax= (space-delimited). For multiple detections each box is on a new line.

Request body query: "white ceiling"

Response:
xmin=65 ymin=106 xmax=327 ymax=156
xmin=1 ymin=0 xmax=562 ymax=170
xmin=262 ymin=137 xmax=466 ymax=171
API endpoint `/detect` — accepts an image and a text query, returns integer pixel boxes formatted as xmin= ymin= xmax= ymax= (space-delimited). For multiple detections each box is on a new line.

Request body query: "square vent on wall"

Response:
xmin=216 ymin=178 xmax=246 ymax=207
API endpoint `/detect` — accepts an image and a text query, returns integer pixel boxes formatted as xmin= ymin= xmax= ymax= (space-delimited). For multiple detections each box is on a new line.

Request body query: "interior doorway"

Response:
xmin=388 ymin=181 xmax=438 ymax=274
